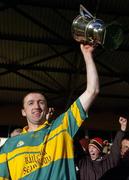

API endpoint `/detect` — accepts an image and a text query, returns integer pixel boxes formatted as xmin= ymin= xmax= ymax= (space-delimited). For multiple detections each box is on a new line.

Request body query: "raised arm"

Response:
xmin=108 ymin=116 xmax=127 ymax=165
xmin=79 ymin=44 xmax=99 ymax=112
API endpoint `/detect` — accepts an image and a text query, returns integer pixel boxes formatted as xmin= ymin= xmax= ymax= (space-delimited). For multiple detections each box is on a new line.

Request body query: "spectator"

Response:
xmin=78 ymin=117 xmax=127 ymax=180
xmin=121 ymin=134 xmax=129 ymax=158
xmin=100 ymin=133 xmax=129 ymax=180
xmin=103 ymin=139 xmax=111 ymax=154
xmin=10 ymin=128 xmax=22 ymax=137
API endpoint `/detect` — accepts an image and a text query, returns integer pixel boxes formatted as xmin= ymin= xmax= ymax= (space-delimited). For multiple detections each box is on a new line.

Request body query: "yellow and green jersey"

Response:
xmin=0 ymin=99 xmax=87 ymax=180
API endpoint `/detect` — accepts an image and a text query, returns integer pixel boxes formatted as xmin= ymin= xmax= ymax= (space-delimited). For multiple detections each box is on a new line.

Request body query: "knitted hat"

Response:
xmin=89 ymin=137 xmax=103 ymax=152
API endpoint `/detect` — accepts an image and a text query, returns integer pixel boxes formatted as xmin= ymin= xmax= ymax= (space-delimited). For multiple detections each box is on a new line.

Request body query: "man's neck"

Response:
xmin=28 ymin=125 xmax=40 ymax=132
xmin=27 ymin=119 xmax=47 ymax=132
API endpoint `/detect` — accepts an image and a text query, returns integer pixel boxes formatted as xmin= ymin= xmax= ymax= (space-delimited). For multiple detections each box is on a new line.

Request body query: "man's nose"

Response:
xmin=91 ymin=148 xmax=94 ymax=152
xmin=34 ymin=102 xmax=40 ymax=108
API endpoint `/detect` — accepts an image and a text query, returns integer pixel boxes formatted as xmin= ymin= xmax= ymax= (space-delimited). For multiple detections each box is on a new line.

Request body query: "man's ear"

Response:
xmin=21 ymin=109 xmax=26 ymax=117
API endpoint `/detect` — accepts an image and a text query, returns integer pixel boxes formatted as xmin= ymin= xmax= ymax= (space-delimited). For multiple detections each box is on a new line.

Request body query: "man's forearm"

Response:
xmin=79 ymin=45 xmax=99 ymax=112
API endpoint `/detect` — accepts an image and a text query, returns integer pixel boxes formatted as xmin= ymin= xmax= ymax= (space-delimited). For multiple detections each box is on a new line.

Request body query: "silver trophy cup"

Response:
xmin=72 ymin=5 xmax=123 ymax=50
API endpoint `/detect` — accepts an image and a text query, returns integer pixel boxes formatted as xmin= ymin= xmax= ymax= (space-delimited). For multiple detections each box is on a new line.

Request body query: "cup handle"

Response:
xmin=80 ymin=4 xmax=94 ymax=19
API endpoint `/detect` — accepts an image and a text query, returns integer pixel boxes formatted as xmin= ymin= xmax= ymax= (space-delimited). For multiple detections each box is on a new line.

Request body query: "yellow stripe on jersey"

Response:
xmin=0 ymin=154 xmax=7 ymax=164
xmin=71 ymin=101 xmax=84 ymax=127
xmin=0 ymin=177 xmax=9 ymax=180
xmin=8 ymin=129 xmax=73 ymax=179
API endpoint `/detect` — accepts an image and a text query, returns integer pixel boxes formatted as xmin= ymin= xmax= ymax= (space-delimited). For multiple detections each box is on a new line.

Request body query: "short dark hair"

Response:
xmin=22 ymin=91 xmax=47 ymax=108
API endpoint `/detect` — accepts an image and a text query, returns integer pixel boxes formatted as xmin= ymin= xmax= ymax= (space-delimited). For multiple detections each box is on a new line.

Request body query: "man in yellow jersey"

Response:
xmin=0 ymin=44 xmax=99 ymax=180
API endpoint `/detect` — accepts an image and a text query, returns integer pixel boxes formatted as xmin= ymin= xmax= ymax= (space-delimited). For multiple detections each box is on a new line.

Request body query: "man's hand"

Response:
xmin=119 ymin=116 xmax=127 ymax=131
xmin=46 ymin=107 xmax=55 ymax=120
xmin=80 ymin=44 xmax=94 ymax=55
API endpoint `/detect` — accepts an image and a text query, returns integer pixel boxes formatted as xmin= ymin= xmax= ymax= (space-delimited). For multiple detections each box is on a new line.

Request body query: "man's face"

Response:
xmin=121 ymin=139 xmax=129 ymax=158
xmin=88 ymin=145 xmax=100 ymax=160
xmin=22 ymin=93 xmax=48 ymax=126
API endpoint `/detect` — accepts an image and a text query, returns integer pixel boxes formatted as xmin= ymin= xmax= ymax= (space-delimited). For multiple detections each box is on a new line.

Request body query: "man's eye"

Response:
xmin=40 ymin=101 xmax=44 ymax=104
xmin=28 ymin=102 xmax=33 ymax=105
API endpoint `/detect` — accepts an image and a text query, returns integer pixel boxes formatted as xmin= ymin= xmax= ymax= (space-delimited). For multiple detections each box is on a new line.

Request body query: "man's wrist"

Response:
xmin=121 ymin=127 xmax=126 ymax=131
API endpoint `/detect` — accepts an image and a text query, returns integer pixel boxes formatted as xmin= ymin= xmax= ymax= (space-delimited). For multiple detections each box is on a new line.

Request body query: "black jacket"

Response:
xmin=100 ymin=156 xmax=129 ymax=180
xmin=78 ymin=130 xmax=125 ymax=180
